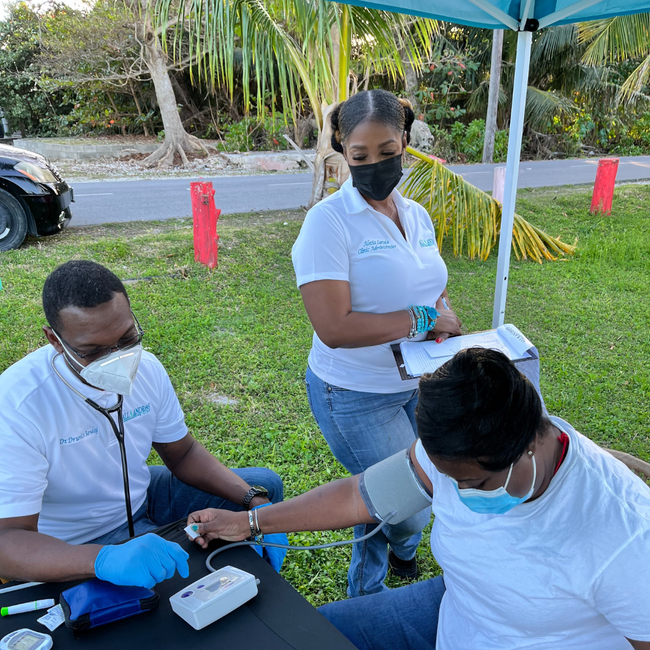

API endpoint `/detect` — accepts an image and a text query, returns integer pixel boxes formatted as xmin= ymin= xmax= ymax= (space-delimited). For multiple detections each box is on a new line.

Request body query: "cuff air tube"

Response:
xmin=359 ymin=449 xmax=433 ymax=524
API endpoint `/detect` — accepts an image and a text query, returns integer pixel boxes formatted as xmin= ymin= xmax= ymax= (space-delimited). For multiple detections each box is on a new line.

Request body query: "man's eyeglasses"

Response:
xmin=55 ymin=312 xmax=145 ymax=364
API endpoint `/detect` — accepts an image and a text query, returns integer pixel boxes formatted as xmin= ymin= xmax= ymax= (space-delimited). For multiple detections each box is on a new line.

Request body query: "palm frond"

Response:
xmin=525 ymin=87 xmax=577 ymax=131
xmin=531 ymin=24 xmax=578 ymax=66
xmin=403 ymin=147 xmax=576 ymax=263
xmin=151 ymin=0 xmax=436 ymax=127
xmin=619 ymin=54 xmax=650 ymax=102
xmin=579 ymin=14 xmax=650 ymax=65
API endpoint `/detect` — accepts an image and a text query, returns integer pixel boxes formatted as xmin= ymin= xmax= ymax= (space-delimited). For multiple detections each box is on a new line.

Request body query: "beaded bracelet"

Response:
xmin=405 ymin=308 xmax=417 ymax=338
xmin=408 ymin=305 xmax=439 ymax=334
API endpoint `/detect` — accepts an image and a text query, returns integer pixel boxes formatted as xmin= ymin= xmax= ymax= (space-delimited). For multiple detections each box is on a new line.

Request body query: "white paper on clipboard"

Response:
xmin=399 ymin=324 xmax=536 ymax=378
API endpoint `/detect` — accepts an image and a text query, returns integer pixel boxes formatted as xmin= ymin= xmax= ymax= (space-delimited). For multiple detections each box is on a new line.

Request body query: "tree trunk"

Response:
xmin=400 ymin=46 xmax=420 ymax=113
xmin=331 ymin=25 xmax=340 ymax=104
xmin=482 ymin=29 xmax=504 ymax=164
xmin=308 ymin=102 xmax=349 ymax=208
xmin=141 ymin=29 xmax=213 ymax=168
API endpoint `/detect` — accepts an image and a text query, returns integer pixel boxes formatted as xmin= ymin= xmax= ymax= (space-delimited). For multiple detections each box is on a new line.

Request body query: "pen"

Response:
xmin=435 ymin=298 xmax=450 ymax=344
xmin=0 ymin=582 xmax=45 ymax=595
xmin=1 ymin=599 xmax=55 ymax=616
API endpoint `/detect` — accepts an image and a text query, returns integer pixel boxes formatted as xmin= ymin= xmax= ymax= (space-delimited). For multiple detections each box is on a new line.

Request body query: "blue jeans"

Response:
xmin=86 ymin=466 xmax=284 ymax=545
xmin=305 ymin=367 xmax=431 ymax=597
xmin=319 ymin=575 xmax=445 ymax=650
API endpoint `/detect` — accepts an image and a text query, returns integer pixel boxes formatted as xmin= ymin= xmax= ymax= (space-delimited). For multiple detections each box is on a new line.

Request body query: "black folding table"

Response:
xmin=0 ymin=520 xmax=357 ymax=650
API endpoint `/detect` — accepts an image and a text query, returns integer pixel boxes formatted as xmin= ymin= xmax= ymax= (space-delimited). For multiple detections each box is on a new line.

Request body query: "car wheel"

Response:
xmin=0 ymin=188 xmax=28 ymax=252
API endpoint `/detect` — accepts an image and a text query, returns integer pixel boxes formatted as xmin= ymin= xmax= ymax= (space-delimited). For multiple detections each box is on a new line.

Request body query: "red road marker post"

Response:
xmin=590 ymin=158 xmax=619 ymax=215
xmin=190 ymin=181 xmax=220 ymax=268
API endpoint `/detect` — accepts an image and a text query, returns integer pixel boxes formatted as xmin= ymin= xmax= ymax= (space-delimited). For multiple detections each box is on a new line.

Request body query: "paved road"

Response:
xmin=70 ymin=155 xmax=650 ymax=226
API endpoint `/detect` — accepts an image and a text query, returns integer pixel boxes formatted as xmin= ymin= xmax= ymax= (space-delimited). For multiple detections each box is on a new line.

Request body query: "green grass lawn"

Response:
xmin=1 ymin=184 xmax=649 ymax=605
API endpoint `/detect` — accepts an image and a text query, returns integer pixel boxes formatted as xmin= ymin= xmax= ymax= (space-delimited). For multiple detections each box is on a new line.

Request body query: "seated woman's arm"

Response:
xmin=188 ymin=442 xmax=433 ymax=548
xmin=300 ymin=280 xmax=461 ymax=349
xmin=187 ymin=475 xmax=374 ymax=548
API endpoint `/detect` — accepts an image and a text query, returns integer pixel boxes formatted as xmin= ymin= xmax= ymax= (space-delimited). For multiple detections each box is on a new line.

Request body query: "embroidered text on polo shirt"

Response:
xmin=123 ymin=403 xmax=151 ymax=422
xmin=60 ymin=426 xmax=99 ymax=446
xmin=358 ymin=239 xmax=397 ymax=255
xmin=419 ymin=238 xmax=437 ymax=248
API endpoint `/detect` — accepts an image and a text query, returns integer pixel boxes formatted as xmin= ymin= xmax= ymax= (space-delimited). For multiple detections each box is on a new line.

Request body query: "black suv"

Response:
xmin=0 ymin=143 xmax=74 ymax=251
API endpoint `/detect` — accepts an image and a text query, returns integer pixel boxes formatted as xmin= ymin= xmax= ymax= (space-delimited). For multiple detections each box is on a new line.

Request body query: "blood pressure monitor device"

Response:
xmin=170 ymin=566 xmax=259 ymax=630
xmin=1 ymin=629 xmax=53 ymax=650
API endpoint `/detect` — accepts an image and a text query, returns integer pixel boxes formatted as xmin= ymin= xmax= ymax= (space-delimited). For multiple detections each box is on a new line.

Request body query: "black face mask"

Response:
xmin=348 ymin=154 xmax=403 ymax=201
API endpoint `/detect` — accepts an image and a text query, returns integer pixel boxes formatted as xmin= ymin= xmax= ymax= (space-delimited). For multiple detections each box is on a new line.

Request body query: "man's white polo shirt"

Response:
xmin=292 ymin=178 xmax=448 ymax=393
xmin=0 ymin=345 xmax=188 ymax=544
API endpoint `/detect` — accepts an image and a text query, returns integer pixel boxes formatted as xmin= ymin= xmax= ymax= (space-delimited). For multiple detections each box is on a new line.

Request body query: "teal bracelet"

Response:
xmin=411 ymin=305 xmax=439 ymax=333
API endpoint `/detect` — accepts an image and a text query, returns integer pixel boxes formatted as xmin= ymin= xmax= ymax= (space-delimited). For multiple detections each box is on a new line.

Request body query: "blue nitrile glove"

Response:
xmin=253 ymin=534 xmax=289 ymax=572
xmin=94 ymin=533 xmax=190 ymax=588
xmin=251 ymin=503 xmax=288 ymax=572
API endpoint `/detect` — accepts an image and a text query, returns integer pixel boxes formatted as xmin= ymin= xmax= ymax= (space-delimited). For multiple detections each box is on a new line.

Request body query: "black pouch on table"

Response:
xmin=60 ymin=579 xmax=159 ymax=631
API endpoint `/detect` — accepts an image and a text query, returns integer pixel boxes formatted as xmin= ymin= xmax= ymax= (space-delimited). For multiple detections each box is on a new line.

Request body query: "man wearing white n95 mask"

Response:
xmin=0 ymin=260 xmax=286 ymax=589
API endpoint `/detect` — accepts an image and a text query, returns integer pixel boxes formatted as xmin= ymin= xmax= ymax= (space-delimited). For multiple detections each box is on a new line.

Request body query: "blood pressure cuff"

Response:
xmin=358 ymin=448 xmax=432 ymax=525
xmin=60 ymin=579 xmax=159 ymax=631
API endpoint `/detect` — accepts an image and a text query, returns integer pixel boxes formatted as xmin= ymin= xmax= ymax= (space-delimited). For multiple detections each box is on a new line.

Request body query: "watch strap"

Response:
xmin=242 ymin=486 xmax=268 ymax=510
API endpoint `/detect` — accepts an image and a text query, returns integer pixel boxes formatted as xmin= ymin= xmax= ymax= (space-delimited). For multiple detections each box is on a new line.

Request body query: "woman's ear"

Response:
xmin=402 ymin=132 xmax=408 ymax=152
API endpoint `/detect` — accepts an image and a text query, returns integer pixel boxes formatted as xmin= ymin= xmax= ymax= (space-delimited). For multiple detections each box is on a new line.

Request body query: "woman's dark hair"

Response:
xmin=416 ymin=348 xmax=549 ymax=472
xmin=43 ymin=260 xmax=127 ymax=332
xmin=330 ymin=90 xmax=415 ymax=154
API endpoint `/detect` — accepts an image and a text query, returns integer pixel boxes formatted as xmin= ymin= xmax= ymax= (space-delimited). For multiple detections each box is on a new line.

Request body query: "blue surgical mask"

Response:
xmin=450 ymin=455 xmax=537 ymax=515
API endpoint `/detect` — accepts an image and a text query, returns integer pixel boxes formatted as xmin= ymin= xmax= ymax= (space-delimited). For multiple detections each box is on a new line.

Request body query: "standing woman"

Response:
xmin=291 ymin=89 xmax=461 ymax=597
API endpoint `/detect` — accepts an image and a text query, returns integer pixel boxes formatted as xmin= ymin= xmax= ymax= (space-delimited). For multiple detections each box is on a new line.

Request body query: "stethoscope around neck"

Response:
xmin=51 ymin=352 xmax=136 ymax=539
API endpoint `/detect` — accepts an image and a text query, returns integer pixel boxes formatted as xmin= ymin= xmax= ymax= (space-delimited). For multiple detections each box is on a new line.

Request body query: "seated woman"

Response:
xmin=187 ymin=348 xmax=650 ymax=650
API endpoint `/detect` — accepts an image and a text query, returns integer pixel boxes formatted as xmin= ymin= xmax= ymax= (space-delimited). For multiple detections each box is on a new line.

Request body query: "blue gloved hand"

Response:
xmin=252 ymin=534 xmax=289 ymax=572
xmin=250 ymin=503 xmax=288 ymax=572
xmin=94 ymin=533 xmax=190 ymax=588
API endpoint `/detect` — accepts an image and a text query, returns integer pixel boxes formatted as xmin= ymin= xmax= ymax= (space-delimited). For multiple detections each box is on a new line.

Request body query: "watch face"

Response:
xmin=251 ymin=486 xmax=268 ymax=494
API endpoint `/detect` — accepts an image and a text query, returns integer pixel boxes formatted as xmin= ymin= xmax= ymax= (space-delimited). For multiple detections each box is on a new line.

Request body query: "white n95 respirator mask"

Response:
xmin=79 ymin=345 xmax=143 ymax=396
xmin=55 ymin=334 xmax=143 ymax=396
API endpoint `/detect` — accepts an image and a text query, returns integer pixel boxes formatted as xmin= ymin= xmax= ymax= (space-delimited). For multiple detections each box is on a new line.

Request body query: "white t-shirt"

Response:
xmin=414 ymin=417 xmax=650 ymax=649
xmin=0 ymin=345 xmax=188 ymax=544
xmin=292 ymin=178 xmax=448 ymax=393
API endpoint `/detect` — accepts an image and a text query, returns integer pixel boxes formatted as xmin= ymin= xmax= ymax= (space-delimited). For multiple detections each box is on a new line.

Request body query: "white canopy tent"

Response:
xmin=331 ymin=0 xmax=650 ymax=326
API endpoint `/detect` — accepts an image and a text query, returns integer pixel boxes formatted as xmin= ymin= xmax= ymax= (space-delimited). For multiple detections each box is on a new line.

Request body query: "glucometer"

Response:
xmin=170 ymin=566 xmax=259 ymax=630
xmin=0 ymin=629 xmax=52 ymax=650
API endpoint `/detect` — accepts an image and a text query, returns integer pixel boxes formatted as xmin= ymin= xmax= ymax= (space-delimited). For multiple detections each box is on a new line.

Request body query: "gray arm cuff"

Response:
xmin=359 ymin=448 xmax=432 ymax=525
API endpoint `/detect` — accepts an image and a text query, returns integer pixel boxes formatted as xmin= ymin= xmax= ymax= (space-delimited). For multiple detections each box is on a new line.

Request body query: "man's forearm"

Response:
xmin=0 ymin=529 xmax=100 ymax=583
xmin=168 ymin=441 xmax=265 ymax=508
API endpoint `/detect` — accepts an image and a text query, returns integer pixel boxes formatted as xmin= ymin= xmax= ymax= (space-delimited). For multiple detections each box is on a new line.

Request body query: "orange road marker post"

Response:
xmin=590 ymin=158 xmax=619 ymax=215
xmin=190 ymin=181 xmax=220 ymax=268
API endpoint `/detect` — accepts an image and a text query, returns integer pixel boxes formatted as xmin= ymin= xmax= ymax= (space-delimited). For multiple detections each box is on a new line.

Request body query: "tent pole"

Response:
xmin=491 ymin=30 xmax=532 ymax=328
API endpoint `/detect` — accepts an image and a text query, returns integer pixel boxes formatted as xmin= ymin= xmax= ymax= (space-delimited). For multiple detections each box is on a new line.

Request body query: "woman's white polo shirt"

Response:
xmin=292 ymin=178 xmax=448 ymax=393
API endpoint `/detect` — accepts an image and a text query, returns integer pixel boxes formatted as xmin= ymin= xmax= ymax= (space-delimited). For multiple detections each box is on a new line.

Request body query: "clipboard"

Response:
xmin=392 ymin=325 xmax=539 ymax=380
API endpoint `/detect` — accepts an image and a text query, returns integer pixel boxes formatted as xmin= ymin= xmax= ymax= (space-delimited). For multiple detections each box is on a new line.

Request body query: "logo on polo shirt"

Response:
xmin=419 ymin=238 xmax=437 ymax=248
xmin=123 ymin=403 xmax=151 ymax=422
xmin=358 ymin=239 xmax=397 ymax=255
xmin=60 ymin=427 xmax=99 ymax=446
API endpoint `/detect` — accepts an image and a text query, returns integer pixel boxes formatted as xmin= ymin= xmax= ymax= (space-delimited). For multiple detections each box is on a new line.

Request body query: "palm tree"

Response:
xmin=152 ymin=0 xmax=436 ymax=203
xmin=152 ymin=1 xmax=574 ymax=262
